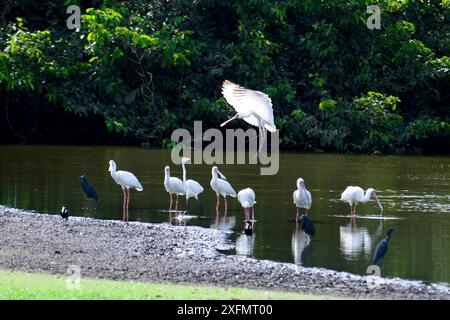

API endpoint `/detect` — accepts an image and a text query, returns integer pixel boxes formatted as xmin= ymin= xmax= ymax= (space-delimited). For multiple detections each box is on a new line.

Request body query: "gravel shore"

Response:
xmin=0 ymin=205 xmax=449 ymax=299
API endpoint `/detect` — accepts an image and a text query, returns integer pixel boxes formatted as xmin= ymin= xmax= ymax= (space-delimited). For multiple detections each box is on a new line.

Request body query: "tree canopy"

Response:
xmin=0 ymin=0 xmax=449 ymax=154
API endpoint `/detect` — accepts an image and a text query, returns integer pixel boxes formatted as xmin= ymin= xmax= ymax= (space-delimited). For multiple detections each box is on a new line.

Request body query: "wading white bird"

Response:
xmin=181 ymin=157 xmax=204 ymax=213
xmin=340 ymin=186 xmax=383 ymax=216
xmin=108 ymin=160 xmax=143 ymax=221
xmin=221 ymin=80 xmax=276 ymax=154
xmin=164 ymin=166 xmax=185 ymax=211
xmin=237 ymin=188 xmax=256 ymax=221
xmin=210 ymin=166 xmax=236 ymax=211
xmin=293 ymin=178 xmax=312 ymax=220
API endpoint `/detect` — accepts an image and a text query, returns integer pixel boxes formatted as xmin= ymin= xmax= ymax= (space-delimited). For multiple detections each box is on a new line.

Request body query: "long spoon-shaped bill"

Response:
xmin=375 ymin=195 xmax=383 ymax=215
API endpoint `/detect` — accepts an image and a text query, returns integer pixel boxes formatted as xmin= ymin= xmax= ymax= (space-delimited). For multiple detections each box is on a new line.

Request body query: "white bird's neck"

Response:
xmin=164 ymin=171 xmax=170 ymax=187
xmin=211 ymin=171 xmax=218 ymax=186
xmin=181 ymin=162 xmax=187 ymax=187
xmin=110 ymin=166 xmax=117 ymax=179
xmin=363 ymin=189 xmax=373 ymax=202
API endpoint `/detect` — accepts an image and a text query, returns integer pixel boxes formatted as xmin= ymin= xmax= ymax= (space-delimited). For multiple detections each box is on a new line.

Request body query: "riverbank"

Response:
xmin=0 ymin=205 xmax=449 ymax=299
xmin=0 ymin=269 xmax=340 ymax=300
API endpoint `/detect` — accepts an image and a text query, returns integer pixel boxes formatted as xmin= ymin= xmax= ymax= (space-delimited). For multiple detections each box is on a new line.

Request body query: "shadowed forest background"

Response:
xmin=0 ymin=0 xmax=449 ymax=154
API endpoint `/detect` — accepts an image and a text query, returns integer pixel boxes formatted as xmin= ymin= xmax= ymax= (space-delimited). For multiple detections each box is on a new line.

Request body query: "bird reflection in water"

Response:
xmin=339 ymin=218 xmax=372 ymax=260
xmin=292 ymin=222 xmax=311 ymax=265
xmin=236 ymin=221 xmax=255 ymax=257
xmin=210 ymin=207 xmax=236 ymax=233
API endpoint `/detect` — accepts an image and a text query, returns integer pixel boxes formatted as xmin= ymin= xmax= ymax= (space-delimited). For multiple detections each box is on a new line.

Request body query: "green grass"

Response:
xmin=0 ymin=269 xmax=344 ymax=300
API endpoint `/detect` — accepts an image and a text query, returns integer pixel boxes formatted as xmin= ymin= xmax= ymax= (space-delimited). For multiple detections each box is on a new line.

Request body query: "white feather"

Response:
xmin=221 ymin=80 xmax=276 ymax=132
xmin=186 ymin=179 xmax=204 ymax=200
xmin=293 ymin=178 xmax=312 ymax=209
xmin=212 ymin=178 xmax=236 ymax=198
xmin=165 ymin=177 xmax=185 ymax=195
xmin=237 ymin=188 xmax=256 ymax=208
xmin=114 ymin=170 xmax=143 ymax=191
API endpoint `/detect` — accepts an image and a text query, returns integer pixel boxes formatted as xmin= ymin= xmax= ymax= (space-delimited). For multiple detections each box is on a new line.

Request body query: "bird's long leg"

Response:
xmin=224 ymin=196 xmax=228 ymax=212
xmin=175 ymin=195 xmax=179 ymax=212
xmin=252 ymin=207 xmax=255 ymax=221
xmin=220 ymin=113 xmax=239 ymax=127
xmin=244 ymin=208 xmax=248 ymax=221
xmin=169 ymin=193 xmax=173 ymax=212
xmin=216 ymin=195 xmax=220 ymax=212
xmin=184 ymin=197 xmax=189 ymax=215
xmin=126 ymin=189 xmax=130 ymax=221
xmin=122 ymin=189 xmax=127 ymax=209
xmin=122 ymin=188 xmax=127 ymax=221
xmin=296 ymin=207 xmax=300 ymax=221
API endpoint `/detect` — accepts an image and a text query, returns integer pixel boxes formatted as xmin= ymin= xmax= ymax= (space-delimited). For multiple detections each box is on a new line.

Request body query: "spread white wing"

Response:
xmin=221 ymin=80 xmax=276 ymax=132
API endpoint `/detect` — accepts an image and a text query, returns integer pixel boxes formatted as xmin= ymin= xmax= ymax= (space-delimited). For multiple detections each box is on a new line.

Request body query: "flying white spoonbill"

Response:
xmin=237 ymin=188 xmax=256 ymax=221
xmin=108 ymin=160 xmax=143 ymax=221
xmin=293 ymin=178 xmax=312 ymax=220
xmin=340 ymin=186 xmax=383 ymax=216
xmin=181 ymin=157 xmax=204 ymax=214
xmin=210 ymin=166 xmax=236 ymax=211
xmin=221 ymin=80 xmax=276 ymax=154
xmin=164 ymin=166 xmax=185 ymax=211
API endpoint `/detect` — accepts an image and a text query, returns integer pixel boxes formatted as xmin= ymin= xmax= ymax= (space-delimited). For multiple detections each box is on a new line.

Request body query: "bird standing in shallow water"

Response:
xmin=298 ymin=214 xmax=316 ymax=237
xmin=237 ymin=188 xmax=256 ymax=221
xmin=221 ymin=80 xmax=276 ymax=155
xmin=108 ymin=160 xmax=143 ymax=221
xmin=244 ymin=220 xmax=254 ymax=236
xmin=293 ymin=178 xmax=312 ymax=220
xmin=210 ymin=166 xmax=236 ymax=213
xmin=372 ymin=228 xmax=395 ymax=265
xmin=80 ymin=175 xmax=99 ymax=206
xmin=180 ymin=158 xmax=204 ymax=214
xmin=163 ymin=166 xmax=184 ymax=212
xmin=340 ymin=186 xmax=383 ymax=216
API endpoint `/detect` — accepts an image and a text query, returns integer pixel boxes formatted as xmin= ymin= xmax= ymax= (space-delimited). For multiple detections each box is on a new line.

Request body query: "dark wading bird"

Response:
xmin=80 ymin=175 xmax=99 ymax=203
xmin=244 ymin=220 xmax=253 ymax=236
xmin=372 ymin=228 xmax=395 ymax=265
xmin=61 ymin=205 xmax=69 ymax=220
xmin=298 ymin=214 xmax=316 ymax=237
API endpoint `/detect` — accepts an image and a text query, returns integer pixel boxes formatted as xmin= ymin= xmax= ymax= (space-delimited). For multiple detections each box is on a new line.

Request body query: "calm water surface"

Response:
xmin=1 ymin=145 xmax=449 ymax=284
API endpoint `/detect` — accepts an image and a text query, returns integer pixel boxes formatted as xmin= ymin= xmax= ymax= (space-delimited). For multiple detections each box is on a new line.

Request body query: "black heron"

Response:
xmin=80 ymin=175 xmax=99 ymax=202
xmin=244 ymin=220 xmax=253 ymax=236
xmin=372 ymin=228 xmax=395 ymax=265
xmin=299 ymin=214 xmax=316 ymax=237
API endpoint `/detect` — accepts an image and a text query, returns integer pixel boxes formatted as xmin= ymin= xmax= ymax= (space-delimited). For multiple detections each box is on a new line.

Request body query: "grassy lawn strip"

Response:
xmin=0 ymin=269 xmax=344 ymax=300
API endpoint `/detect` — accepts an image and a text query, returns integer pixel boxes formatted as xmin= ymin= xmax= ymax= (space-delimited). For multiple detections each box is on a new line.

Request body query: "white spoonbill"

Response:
xmin=340 ymin=186 xmax=383 ymax=216
xmin=293 ymin=178 xmax=312 ymax=220
xmin=108 ymin=160 xmax=143 ymax=221
xmin=164 ymin=166 xmax=185 ymax=211
xmin=210 ymin=166 xmax=236 ymax=211
xmin=237 ymin=188 xmax=256 ymax=221
xmin=221 ymin=80 xmax=276 ymax=154
xmin=181 ymin=157 xmax=204 ymax=213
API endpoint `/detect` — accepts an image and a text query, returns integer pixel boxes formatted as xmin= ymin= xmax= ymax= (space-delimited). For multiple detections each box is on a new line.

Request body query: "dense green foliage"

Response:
xmin=0 ymin=0 xmax=449 ymax=153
